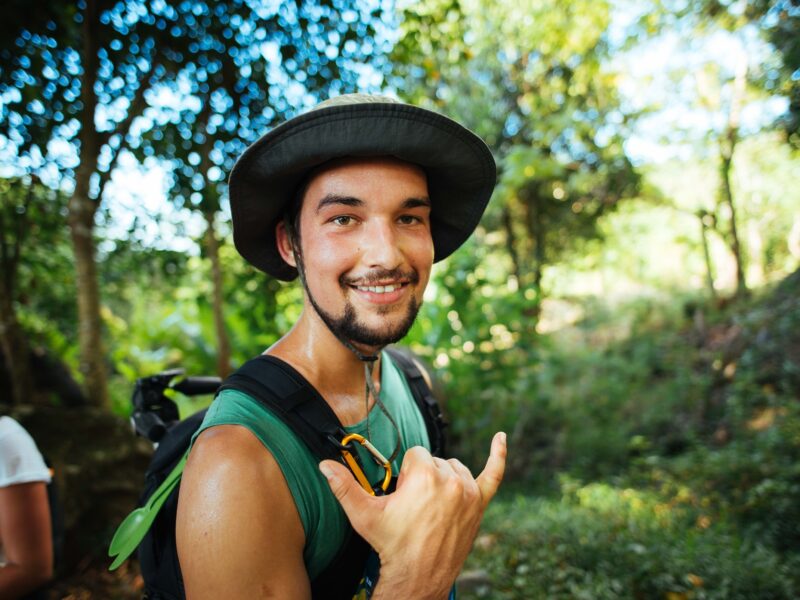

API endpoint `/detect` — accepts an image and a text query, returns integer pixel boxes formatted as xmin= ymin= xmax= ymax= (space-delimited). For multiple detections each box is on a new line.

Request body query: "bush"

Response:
xmin=462 ymin=483 xmax=799 ymax=599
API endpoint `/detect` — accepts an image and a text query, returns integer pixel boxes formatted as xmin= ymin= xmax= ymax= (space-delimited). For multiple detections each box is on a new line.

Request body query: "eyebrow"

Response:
xmin=315 ymin=194 xmax=363 ymax=213
xmin=315 ymin=194 xmax=432 ymax=213
xmin=402 ymin=197 xmax=432 ymax=209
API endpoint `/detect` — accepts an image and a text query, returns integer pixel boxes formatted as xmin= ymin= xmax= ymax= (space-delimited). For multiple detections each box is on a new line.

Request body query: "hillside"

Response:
xmin=460 ymin=269 xmax=800 ymax=599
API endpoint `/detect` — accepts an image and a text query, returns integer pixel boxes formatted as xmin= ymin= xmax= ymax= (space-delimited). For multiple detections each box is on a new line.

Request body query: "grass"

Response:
xmin=461 ymin=482 xmax=799 ymax=599
xmin=456 ymin=272 xmax=800 ymax=599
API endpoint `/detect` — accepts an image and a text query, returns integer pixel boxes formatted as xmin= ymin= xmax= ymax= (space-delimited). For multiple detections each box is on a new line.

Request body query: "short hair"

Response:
xmin=282 ymin=174 xmax=312 ymax=249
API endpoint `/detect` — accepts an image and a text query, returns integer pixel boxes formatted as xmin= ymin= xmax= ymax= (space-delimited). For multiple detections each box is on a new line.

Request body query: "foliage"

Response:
xmin=641 ymin=133 xmax=800 ymax=292
xmin=98 ymin=240 xmax=302 ymax=412
xmin=0 ymin=177 xmax=76 ymax=353
xmin=125 ymin=0 xmax=384 ymax=215
xmin=391 ymin=0 xmax=640 ymax=331
xmin=0 ymin=0 xmax=390 ymax=403
xmin=768 ymin=0 xmax=800 ymax=144
xmin=687 ymin=0 xmax=800 ymax=145
xmin=612 ymin=0 xmax=798 ymax=297
xmin=453 ymin=269 xmax=800 ymax=598
xmin=628 ymin=270 xmax=800 ymax=549
xmin=0 ymin=0 xmax=383 ymax=180
xmin=1 ymin=1 xmax=799 ymax=594
xmin=387 ymin=1 xmax=644 ymax=473
xmin=463 ymin=483 xmax=799 ymax=599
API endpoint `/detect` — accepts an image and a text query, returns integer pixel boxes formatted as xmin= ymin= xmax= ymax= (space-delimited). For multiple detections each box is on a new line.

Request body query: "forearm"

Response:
xmin=0 ymin=562 xmax=52 ymax=599
xmin=370 ymin=568 xmax=454 ymax=600
xmin=368 ymin=546 xmax=461 ymax=600
xmin=0 ymin=482 xmax=53 ymax=599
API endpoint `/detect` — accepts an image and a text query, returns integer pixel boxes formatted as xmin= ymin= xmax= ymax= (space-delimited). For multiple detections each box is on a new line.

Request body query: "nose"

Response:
xmin=360 ymin=218 xmax=403 ymax=270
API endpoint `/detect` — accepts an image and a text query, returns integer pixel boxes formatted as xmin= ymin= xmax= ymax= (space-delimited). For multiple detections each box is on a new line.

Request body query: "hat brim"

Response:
xmin=228 ymin=101 xmax=497 ymax=281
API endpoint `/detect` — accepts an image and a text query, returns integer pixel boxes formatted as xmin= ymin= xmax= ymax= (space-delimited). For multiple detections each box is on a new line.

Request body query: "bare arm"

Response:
xmin=0 ymin=481 xmax=53 ymax=599
xmin=320 ymin=432 xmax=507 ymax=600
xmin=176 ymin=425 xmax=311 ymax=599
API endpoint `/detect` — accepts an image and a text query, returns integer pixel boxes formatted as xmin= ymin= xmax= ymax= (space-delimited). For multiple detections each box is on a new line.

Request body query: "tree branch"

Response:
xmin=11 ymin=177 xmax=37 ymax=272
xmin=0 ymin=178 xmax=36 ymax=296
xmin=95 ymin=133 xmax=130 ymax=199
xmin=97 ymin=59 xmax=155 ymax=197
xmin=0 ymin=196 xmax=8 ymax=277
xmin=105 ymin=67 xmax=151 ymax=146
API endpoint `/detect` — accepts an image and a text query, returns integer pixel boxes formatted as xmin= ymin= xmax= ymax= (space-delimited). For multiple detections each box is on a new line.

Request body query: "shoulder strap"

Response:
xmin=217 ymin=355 xmax=346 ymax=461
xmin=216 ymin=354 xmax=370 ymax=599
xmin=384 ymin=347 xmax=448 ymax=457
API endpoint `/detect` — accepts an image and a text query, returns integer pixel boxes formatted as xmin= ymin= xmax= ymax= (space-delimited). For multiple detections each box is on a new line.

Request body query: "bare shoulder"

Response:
xmin=176 ymin=425 xmax=310 ymax=599
xmin=184 ymin=423 xmax=278 ymax=477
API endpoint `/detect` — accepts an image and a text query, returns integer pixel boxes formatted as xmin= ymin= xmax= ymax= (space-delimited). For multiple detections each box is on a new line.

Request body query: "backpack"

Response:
xmin=109 ymin=347 xmax=446 ymax=600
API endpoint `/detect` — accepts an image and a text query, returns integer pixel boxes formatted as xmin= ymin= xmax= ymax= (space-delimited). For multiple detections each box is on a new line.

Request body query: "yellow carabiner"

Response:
xmin=339 ymin=433 xmax=392 ymax=495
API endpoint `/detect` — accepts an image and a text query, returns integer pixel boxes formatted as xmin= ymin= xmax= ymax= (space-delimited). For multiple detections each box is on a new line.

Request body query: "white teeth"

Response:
xmin=357 ymin=284 xmax=399 ymax=294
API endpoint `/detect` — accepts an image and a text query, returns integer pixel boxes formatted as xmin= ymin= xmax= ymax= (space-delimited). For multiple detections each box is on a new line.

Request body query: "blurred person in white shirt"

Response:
xmin=0 ymin=416 xmax=53 ymax=600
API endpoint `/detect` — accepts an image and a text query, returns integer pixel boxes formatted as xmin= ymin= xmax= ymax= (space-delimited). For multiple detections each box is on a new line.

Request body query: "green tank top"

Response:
xmin=191 ymin=351 xmax=430 ymax=580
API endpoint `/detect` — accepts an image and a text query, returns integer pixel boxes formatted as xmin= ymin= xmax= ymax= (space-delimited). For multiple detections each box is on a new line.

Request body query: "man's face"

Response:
xmin=291 ymin=156 xmax=434 ymax=352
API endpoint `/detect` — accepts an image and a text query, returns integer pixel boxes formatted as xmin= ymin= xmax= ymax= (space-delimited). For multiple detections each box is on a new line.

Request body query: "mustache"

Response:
xmin=340 ymin=267 xmax=420 ymax=287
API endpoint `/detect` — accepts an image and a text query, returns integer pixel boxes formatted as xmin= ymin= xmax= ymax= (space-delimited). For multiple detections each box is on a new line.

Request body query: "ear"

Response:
xmin=275 ymin=221 xmax=297 ymax=268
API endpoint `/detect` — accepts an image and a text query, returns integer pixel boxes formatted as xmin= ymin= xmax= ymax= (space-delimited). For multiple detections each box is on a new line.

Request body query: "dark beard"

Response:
xmin=297 ymin=256 xmax=422 ymax=347
xmin=308 ymin=291 xmax=420 ymax=348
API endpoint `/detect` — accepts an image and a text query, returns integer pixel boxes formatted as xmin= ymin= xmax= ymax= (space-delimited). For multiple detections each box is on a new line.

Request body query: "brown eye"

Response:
xmin=332 ymin=216 xmax=355 ymax=226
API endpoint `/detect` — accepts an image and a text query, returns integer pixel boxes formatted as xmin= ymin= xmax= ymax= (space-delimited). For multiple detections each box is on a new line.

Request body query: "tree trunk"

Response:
xmin=501 ymin=204 xmax=522 ymax=285
xmin=0 ymin=181 xmax=34 ymax=404
xmin=719 ymin=48 xmax=748 ymax=297
xmin=527 ymin=195 xmax=544 ymax=318
xmin=67 ymin=0 xmax=109 ymax=407
xmin=532 ymin=216 xmax=544 ymax=306
xmin=521 ymin=189 xmax=544 ymax=325
xmin=68 ymin=193 xmax=108 ymax=407
xmin=0 ymin=290 xmax=34 ymax=405
xmin=719 ymin=145 xmax=746 ymax=295
xmin=203 ymin=210 xmax=232 ymax=378
xmin=698 ymin=210 xmax=717 ymax=301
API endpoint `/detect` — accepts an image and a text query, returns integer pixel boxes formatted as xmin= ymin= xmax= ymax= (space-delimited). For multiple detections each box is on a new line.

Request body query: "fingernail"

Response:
xmin=319 ymin=463 xmax=335 ymax=480
xmin=500 ymin=432 xmax=507 ymax=445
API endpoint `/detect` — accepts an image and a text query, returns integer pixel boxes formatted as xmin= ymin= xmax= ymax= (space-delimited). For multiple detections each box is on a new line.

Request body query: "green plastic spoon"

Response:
xmin=108 ymin=450 xmax=188 ymax=570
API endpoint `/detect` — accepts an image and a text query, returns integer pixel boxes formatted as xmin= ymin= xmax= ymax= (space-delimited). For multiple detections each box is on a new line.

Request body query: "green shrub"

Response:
xmin=462 ymin=483 xmax=799 ymax=599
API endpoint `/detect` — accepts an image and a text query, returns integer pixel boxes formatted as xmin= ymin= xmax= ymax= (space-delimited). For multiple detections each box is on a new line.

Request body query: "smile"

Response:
xmin=348 ymin=280 xmax=411 ymax=305
xmin=354 ymin=284 xmax=403 ymax=294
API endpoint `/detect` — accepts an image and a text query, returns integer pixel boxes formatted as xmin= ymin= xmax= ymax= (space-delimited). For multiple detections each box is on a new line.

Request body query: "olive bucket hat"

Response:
xmin=228 ymin=94 xmax=497 ymax=281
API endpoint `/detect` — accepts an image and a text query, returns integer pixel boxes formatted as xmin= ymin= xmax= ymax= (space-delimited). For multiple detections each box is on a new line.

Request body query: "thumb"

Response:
xmin=319 ymin=460 xmax=376 ymax=529
xmin=476 ymin=431 xmax=507 ymax=508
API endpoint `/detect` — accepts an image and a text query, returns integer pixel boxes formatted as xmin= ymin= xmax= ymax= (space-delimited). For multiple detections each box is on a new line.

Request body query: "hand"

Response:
xmin=319 ymin=432 xmax=507 ymax=599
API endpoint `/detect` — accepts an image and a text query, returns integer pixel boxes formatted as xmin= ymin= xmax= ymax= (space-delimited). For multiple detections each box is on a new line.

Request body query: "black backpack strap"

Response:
xmin=217 ymin=355 xmax=346 ymax=461
xmin=384 ymin=347 xmax=448 ymax=458
xmin=217 ymin=354 xmax=370 ymax=599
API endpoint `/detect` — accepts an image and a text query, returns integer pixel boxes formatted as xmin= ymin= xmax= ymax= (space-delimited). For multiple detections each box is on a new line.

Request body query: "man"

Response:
xmin=176 ymin=94 xmax=506 ymax=599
